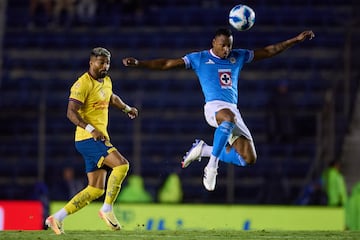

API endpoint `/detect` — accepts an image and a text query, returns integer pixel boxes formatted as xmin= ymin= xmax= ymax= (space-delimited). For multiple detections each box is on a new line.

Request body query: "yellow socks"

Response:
xmin=64 ymin=185 xmax=104 ymax=214
xmin=104 ymin=164 xmax=129 ymax=205
xmin=62 ymin=164 xmax=129 ymax=215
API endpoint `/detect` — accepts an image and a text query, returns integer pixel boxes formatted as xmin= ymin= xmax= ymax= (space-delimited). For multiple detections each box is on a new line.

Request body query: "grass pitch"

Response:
xmin=1 ymin=230 xmax=359 ymax=240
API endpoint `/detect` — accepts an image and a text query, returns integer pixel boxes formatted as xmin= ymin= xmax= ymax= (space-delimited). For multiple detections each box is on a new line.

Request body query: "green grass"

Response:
xmin=1 ymin=230 xmax=360 ymax=240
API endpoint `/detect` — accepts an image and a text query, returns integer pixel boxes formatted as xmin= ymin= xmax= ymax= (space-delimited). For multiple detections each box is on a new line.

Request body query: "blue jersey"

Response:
xmin=183 ymin=49 xmax=253 ymax=104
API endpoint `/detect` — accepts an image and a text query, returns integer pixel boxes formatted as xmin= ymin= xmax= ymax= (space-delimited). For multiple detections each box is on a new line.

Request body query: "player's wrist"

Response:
xmin=85 ymin=124 xmax=95 ymax=133
xmin=122 ymin=105 xmax=131 ymax=113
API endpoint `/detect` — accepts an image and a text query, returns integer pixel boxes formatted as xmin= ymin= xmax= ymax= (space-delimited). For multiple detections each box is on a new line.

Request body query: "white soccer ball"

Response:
xmin=229 ymin=4 xmax=255 ymax=31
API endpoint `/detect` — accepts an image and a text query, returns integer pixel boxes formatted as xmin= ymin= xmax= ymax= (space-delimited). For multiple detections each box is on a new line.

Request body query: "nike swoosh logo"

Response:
xmin=105 ymin=216 xmax=118 ymax=228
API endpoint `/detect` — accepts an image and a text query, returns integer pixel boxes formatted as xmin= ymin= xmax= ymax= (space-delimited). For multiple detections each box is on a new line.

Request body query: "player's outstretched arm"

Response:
xmin=122 ymin=57 xmax=185 ymax=70
xmin=253 ymin=30 xmax=315 ymax=61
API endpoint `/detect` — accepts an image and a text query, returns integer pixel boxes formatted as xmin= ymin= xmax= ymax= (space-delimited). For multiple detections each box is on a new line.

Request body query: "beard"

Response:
xmin=99 ymin=70 xmax=107 ymax=78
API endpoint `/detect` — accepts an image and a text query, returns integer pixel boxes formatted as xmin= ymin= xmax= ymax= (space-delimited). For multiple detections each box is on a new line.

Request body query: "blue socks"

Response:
xmin=219 ymin=148 xmax=247 ymax=166
xmin=212 ymin=121 xmax=235 ymax=157
xmin=212 ymin=121 xmax=247 ymax=167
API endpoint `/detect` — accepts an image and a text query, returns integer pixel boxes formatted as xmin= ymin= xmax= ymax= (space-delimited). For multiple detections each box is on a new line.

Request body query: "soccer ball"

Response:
xmin=229 ymin=4 xmax=255 ymax=31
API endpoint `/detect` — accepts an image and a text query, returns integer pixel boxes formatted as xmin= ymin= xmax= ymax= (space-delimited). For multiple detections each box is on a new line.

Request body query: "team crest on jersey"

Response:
xmin=229 ymin=57 xmax=236 ymax=64
xmin=99 ymin=89 xmax=106 ymax=99
xmin=73 ymin=81 xmax=81 ymax=89
xmin=218 ymin=69 xmax=232 ymax=88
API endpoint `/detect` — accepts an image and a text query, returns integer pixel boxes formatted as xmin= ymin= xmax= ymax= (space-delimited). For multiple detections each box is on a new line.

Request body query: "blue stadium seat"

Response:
xmin=1 ymin=0 xmax=352 ymax=203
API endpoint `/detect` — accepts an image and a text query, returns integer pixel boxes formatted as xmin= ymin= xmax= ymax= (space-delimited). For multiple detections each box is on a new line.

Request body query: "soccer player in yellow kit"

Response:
xmin=46 ymin=47 xmax=138 ymax=234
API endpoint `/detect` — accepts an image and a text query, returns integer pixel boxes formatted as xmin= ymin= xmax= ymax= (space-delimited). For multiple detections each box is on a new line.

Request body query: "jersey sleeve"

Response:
xmin=245 ymin=50 xmax=254 ymax=63
xmin=183 ymin=52 xmax=200 ymax=69
xmin=237 ymin=49 xmax=254 ymax=63
xmin=69 ymin=78 xmax=88 ymax=104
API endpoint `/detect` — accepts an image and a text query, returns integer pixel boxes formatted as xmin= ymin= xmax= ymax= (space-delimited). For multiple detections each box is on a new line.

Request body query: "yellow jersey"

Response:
xmin=69 ymin=72 xmax=113 ymax=141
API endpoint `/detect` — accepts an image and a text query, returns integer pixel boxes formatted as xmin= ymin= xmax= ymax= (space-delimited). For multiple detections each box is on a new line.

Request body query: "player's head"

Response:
xmin=89 ymin=47 xmax=111 ymax=79
xmin=212 ymin=28 xmax=233 ymax=59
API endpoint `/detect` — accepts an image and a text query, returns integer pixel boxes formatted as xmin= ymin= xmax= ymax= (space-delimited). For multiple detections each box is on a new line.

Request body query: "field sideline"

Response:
xmin=1 ymin=230 xmax=359 ymax=240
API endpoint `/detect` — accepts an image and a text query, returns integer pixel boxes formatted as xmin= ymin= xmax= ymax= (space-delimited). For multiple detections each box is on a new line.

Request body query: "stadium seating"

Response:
xmin=0 ymin=0 xmax=354 ymax=203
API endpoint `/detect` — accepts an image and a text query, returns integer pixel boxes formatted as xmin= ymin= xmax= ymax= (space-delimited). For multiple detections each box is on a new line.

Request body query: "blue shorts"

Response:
xmin=75 ymin=138 xmax=117 ymax=173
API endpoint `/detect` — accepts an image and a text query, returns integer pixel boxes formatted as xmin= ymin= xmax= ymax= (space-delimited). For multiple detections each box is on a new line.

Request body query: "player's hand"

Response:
xmin=91 ymin=129 xmax=107 ymax=141
xmin=127 ymin=107 xmax=138 ymax=119
xmin=122 ymin=57 xmax=139 ymax=67
xmin=296 ymin=30 xmax=315 ymax=42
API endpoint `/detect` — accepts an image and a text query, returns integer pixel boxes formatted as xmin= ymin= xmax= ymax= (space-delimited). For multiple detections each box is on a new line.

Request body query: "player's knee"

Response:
xmin=216 ymin=109 xmax=235 ymax=124
xmin=245 ymin=143 xmax=257 ymax=165
xmin=245 ymin=154 xmax=257 ymax=165
xmin=113 ymin=164 xmax=130 ymax=178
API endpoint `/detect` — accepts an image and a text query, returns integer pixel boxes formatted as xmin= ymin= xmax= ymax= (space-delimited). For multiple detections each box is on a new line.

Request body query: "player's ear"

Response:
xmin=212 ymin=38 xmax=216 ymax=46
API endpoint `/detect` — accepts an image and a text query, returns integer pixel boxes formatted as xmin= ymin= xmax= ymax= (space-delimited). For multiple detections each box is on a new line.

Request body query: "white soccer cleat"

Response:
xmin=99 ymin=210 xmax=121 ymax=231
xmin=203 ymin=166 xmax=218 ymax=191
xmin=45 ymin=216 xmax=64 ymax=235
xmin=181 ymin=139 xmax=205 ymax=168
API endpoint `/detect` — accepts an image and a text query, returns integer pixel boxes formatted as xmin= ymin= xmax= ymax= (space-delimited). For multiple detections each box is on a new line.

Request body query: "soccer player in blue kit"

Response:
xmin=122 ymin=28 xmax=315 ymax=191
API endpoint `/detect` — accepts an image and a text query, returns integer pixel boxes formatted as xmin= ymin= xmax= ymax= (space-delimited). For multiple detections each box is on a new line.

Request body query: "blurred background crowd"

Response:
xmin=0 ymin=0 xmax=359 ymax=219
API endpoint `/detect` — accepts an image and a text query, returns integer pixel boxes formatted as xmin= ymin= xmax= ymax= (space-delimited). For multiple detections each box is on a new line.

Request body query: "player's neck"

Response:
xmin=210 ymin=49 xmax=221 ymax=59
xmin=88 ymin=71 xmax=104 ymax=82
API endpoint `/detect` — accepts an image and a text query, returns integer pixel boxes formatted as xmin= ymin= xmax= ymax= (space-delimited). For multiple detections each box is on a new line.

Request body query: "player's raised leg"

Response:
xmin=99 ymin=151 xmax=129 ymax=230
xmin=203 ymin=120 xmax=235 ymax=191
